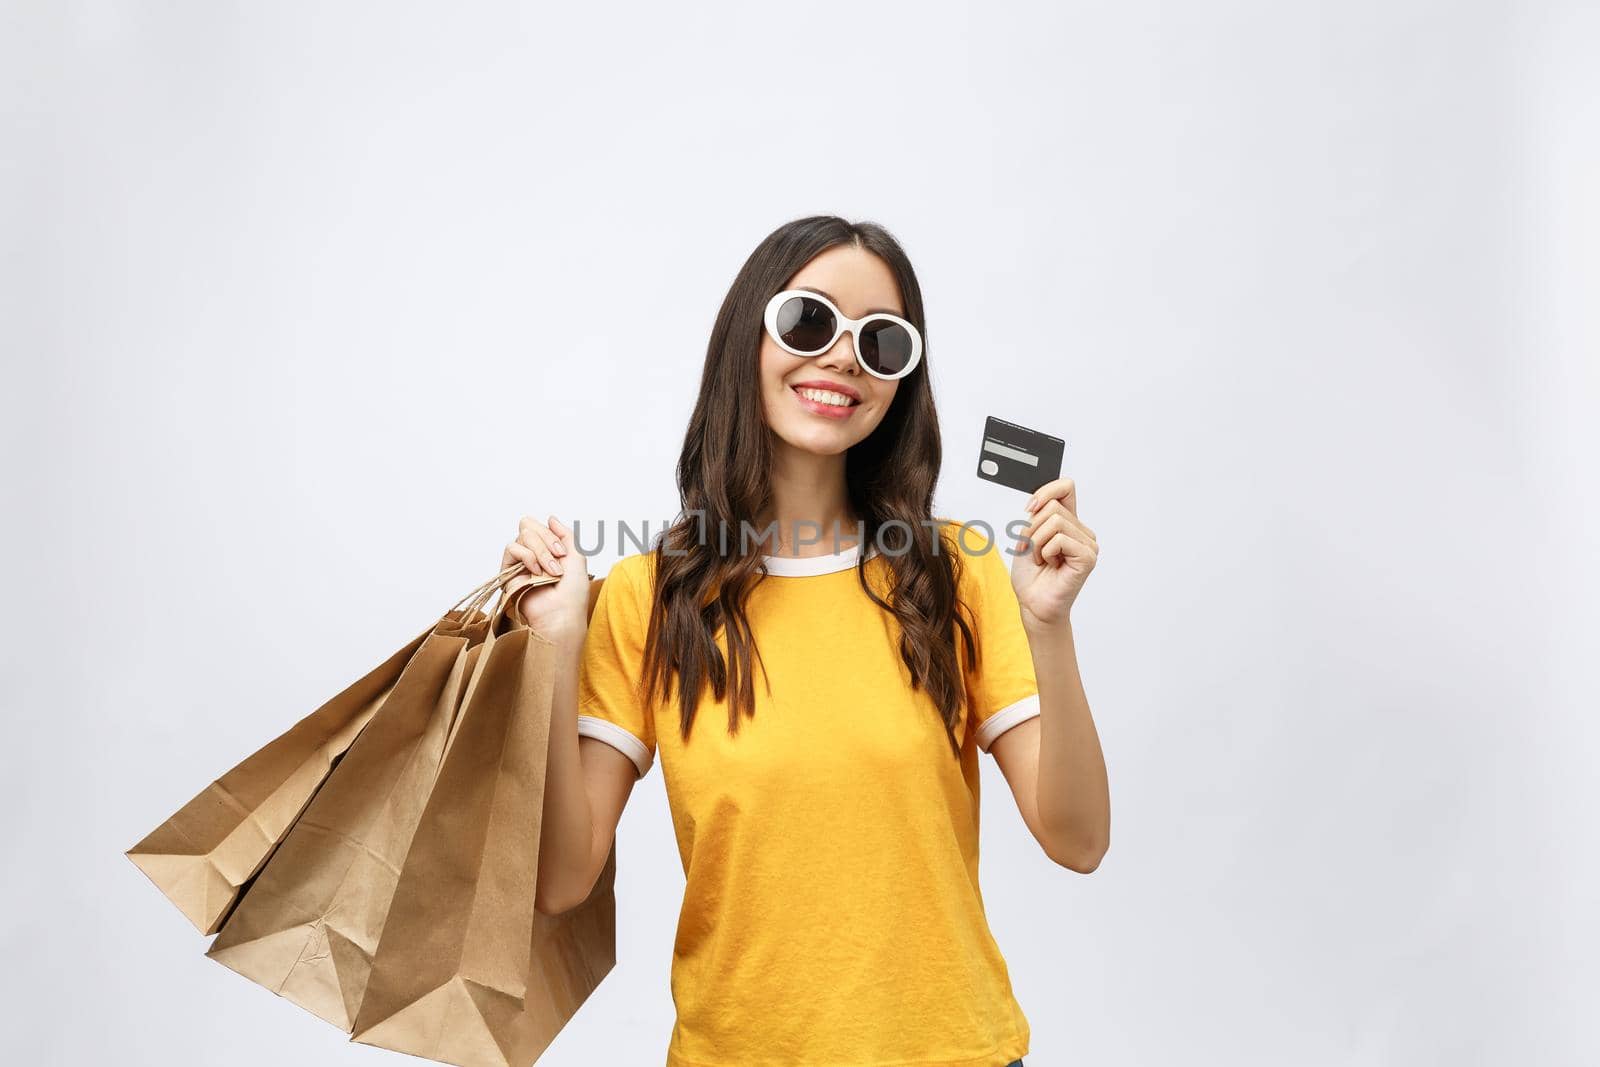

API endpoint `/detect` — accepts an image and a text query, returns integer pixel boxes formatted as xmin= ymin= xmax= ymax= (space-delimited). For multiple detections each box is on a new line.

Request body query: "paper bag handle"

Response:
xmin=448 ymin=563 xmax=559 ymax=627
xmin=490 ymin=569 xmax=598 ymax=633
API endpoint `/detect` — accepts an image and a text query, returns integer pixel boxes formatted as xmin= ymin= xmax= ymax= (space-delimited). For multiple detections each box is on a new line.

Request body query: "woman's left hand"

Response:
xmin=1010 ymin=476 xmax=1098 ymax=629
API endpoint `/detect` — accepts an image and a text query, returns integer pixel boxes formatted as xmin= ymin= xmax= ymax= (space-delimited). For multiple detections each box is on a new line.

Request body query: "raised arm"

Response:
xmin=502 ymin=515 xmax=642 ymax=915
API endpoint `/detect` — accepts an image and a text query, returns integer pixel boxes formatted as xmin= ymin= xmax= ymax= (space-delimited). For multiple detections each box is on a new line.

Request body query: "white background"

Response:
xmin=3 ymin=1 xmax=1596 ymax=1064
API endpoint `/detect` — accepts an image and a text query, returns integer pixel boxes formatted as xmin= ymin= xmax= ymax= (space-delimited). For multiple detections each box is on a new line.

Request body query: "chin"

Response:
xmin=774 ymin=421 xmax=857 ymax=456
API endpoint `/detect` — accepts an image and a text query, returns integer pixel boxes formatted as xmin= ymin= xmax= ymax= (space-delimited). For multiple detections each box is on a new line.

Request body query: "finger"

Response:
xmin=1027 ymin=513 xmax=1090 ymax=565
xmin=520 ymin=516 xmax=566 ymax=561
xmin=1017 ymin=511 xmax=1056 ymax=563
xmin=1029 ymin=498 xmax=1096 ymax=547
xmin=506 ymin=540 xmax=546 ymax=576
xmin=546 ymin=514 xmax=569 ymax=556
xmin=1036 ymin=531 xmax=1075 ymax=566
xmin=517 ymin=517 xmax=565 ymax=576
xmin=1024 ymin=477 xmax=1077 ymax=517
xmin=1040 ymin=530 xmax=1097 ymax=569
xmin=1018 ymin=510 xmax=1067 ymax=558
xmin=1057 ymin=517 xmax=1098 ymax=559
xmin=1022 ymin=513 xmax=1063 ymax=565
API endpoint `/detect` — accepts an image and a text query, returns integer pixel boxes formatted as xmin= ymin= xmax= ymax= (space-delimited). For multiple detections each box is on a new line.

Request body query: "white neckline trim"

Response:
xmin=760 ymin=541 xmax=879 ymax=577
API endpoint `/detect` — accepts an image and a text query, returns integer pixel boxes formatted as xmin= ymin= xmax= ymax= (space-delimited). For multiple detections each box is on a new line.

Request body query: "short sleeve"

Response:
xmin=576 ymin=558 xmax=657 ymax=778
xmin=952 ymin=523 xmax=1041 ymax=753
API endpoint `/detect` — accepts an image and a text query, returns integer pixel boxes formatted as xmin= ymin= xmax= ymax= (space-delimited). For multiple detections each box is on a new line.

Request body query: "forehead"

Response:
xmin=784 ymin=245 xmax=905 ymax=319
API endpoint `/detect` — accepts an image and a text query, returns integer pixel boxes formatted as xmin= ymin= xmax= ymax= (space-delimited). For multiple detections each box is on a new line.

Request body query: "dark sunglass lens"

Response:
xmin=859 ymin=320 xmax=915 ymax=376
xmin=775 ymin=296 xmax=836 ymax=353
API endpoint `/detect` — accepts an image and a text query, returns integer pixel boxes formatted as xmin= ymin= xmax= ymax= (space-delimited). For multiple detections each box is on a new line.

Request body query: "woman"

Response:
xmin=500 ymin=215 xmax=1110 ymax=1067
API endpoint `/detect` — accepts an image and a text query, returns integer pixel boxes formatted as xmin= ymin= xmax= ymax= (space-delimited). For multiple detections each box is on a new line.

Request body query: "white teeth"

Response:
xmin=795 ymin=387 xmax=857 ymax=407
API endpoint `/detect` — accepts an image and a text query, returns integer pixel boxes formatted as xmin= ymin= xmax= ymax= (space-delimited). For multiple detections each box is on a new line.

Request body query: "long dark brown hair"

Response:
xmin=639 ymin=215 xmax=978 ymax=760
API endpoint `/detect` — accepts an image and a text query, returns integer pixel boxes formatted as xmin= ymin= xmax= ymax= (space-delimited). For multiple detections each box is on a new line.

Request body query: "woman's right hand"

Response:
xmin=501 ymin=514 xmax=590 ymax=643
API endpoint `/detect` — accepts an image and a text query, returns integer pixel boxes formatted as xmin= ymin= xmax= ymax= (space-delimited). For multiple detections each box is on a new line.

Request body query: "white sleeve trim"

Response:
xmin=577 ymin=713 xmax=653 ymax=778
xmin=974 ymin=693 xmax=1042 ymax=752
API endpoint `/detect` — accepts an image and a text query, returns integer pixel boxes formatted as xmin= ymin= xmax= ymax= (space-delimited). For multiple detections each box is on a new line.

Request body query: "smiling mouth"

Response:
xmin=790 ymin=384 xmax=860 ymax=412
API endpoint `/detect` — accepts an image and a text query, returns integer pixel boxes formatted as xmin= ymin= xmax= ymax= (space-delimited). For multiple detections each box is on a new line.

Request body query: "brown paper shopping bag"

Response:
xmin=349 ymin=578 xmax=616 ymax=1067
xmin=125 ymin=568 xmax=553 ymax=937
xmin=126 ymin=629 xmax=433 ymax=935
xmin=202 ymin=568 xmax=555 ymax=1029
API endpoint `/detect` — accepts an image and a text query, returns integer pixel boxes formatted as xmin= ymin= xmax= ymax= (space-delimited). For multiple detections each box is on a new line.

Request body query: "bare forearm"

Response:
xmin=534 ymin=628 xmax=599 ymax=912
xmin=1026 ymin=619 xmax=1110 ymax=869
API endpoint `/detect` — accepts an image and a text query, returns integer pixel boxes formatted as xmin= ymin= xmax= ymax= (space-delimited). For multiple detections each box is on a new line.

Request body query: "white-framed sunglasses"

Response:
xmin=762 ymin=288 xmax=924 ymax=381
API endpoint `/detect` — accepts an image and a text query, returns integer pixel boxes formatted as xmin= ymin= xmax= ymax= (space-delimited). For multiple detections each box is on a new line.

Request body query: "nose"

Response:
xmin=813 ymin=328 xmax=861 ymax=376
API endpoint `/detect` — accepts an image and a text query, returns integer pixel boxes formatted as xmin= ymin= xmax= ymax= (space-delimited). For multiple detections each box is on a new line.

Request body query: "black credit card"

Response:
xmin=976 ymin=416 xmax=1064 ymax=494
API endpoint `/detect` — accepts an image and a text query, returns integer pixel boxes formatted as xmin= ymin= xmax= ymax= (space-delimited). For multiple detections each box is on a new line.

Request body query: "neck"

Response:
xmin=756 ymin=439 xmax=861 ymax=557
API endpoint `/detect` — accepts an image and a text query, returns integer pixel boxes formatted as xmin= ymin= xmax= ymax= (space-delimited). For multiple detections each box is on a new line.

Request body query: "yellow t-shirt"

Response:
xmin=577 ymin=519 xmax=1041 ymax=1067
